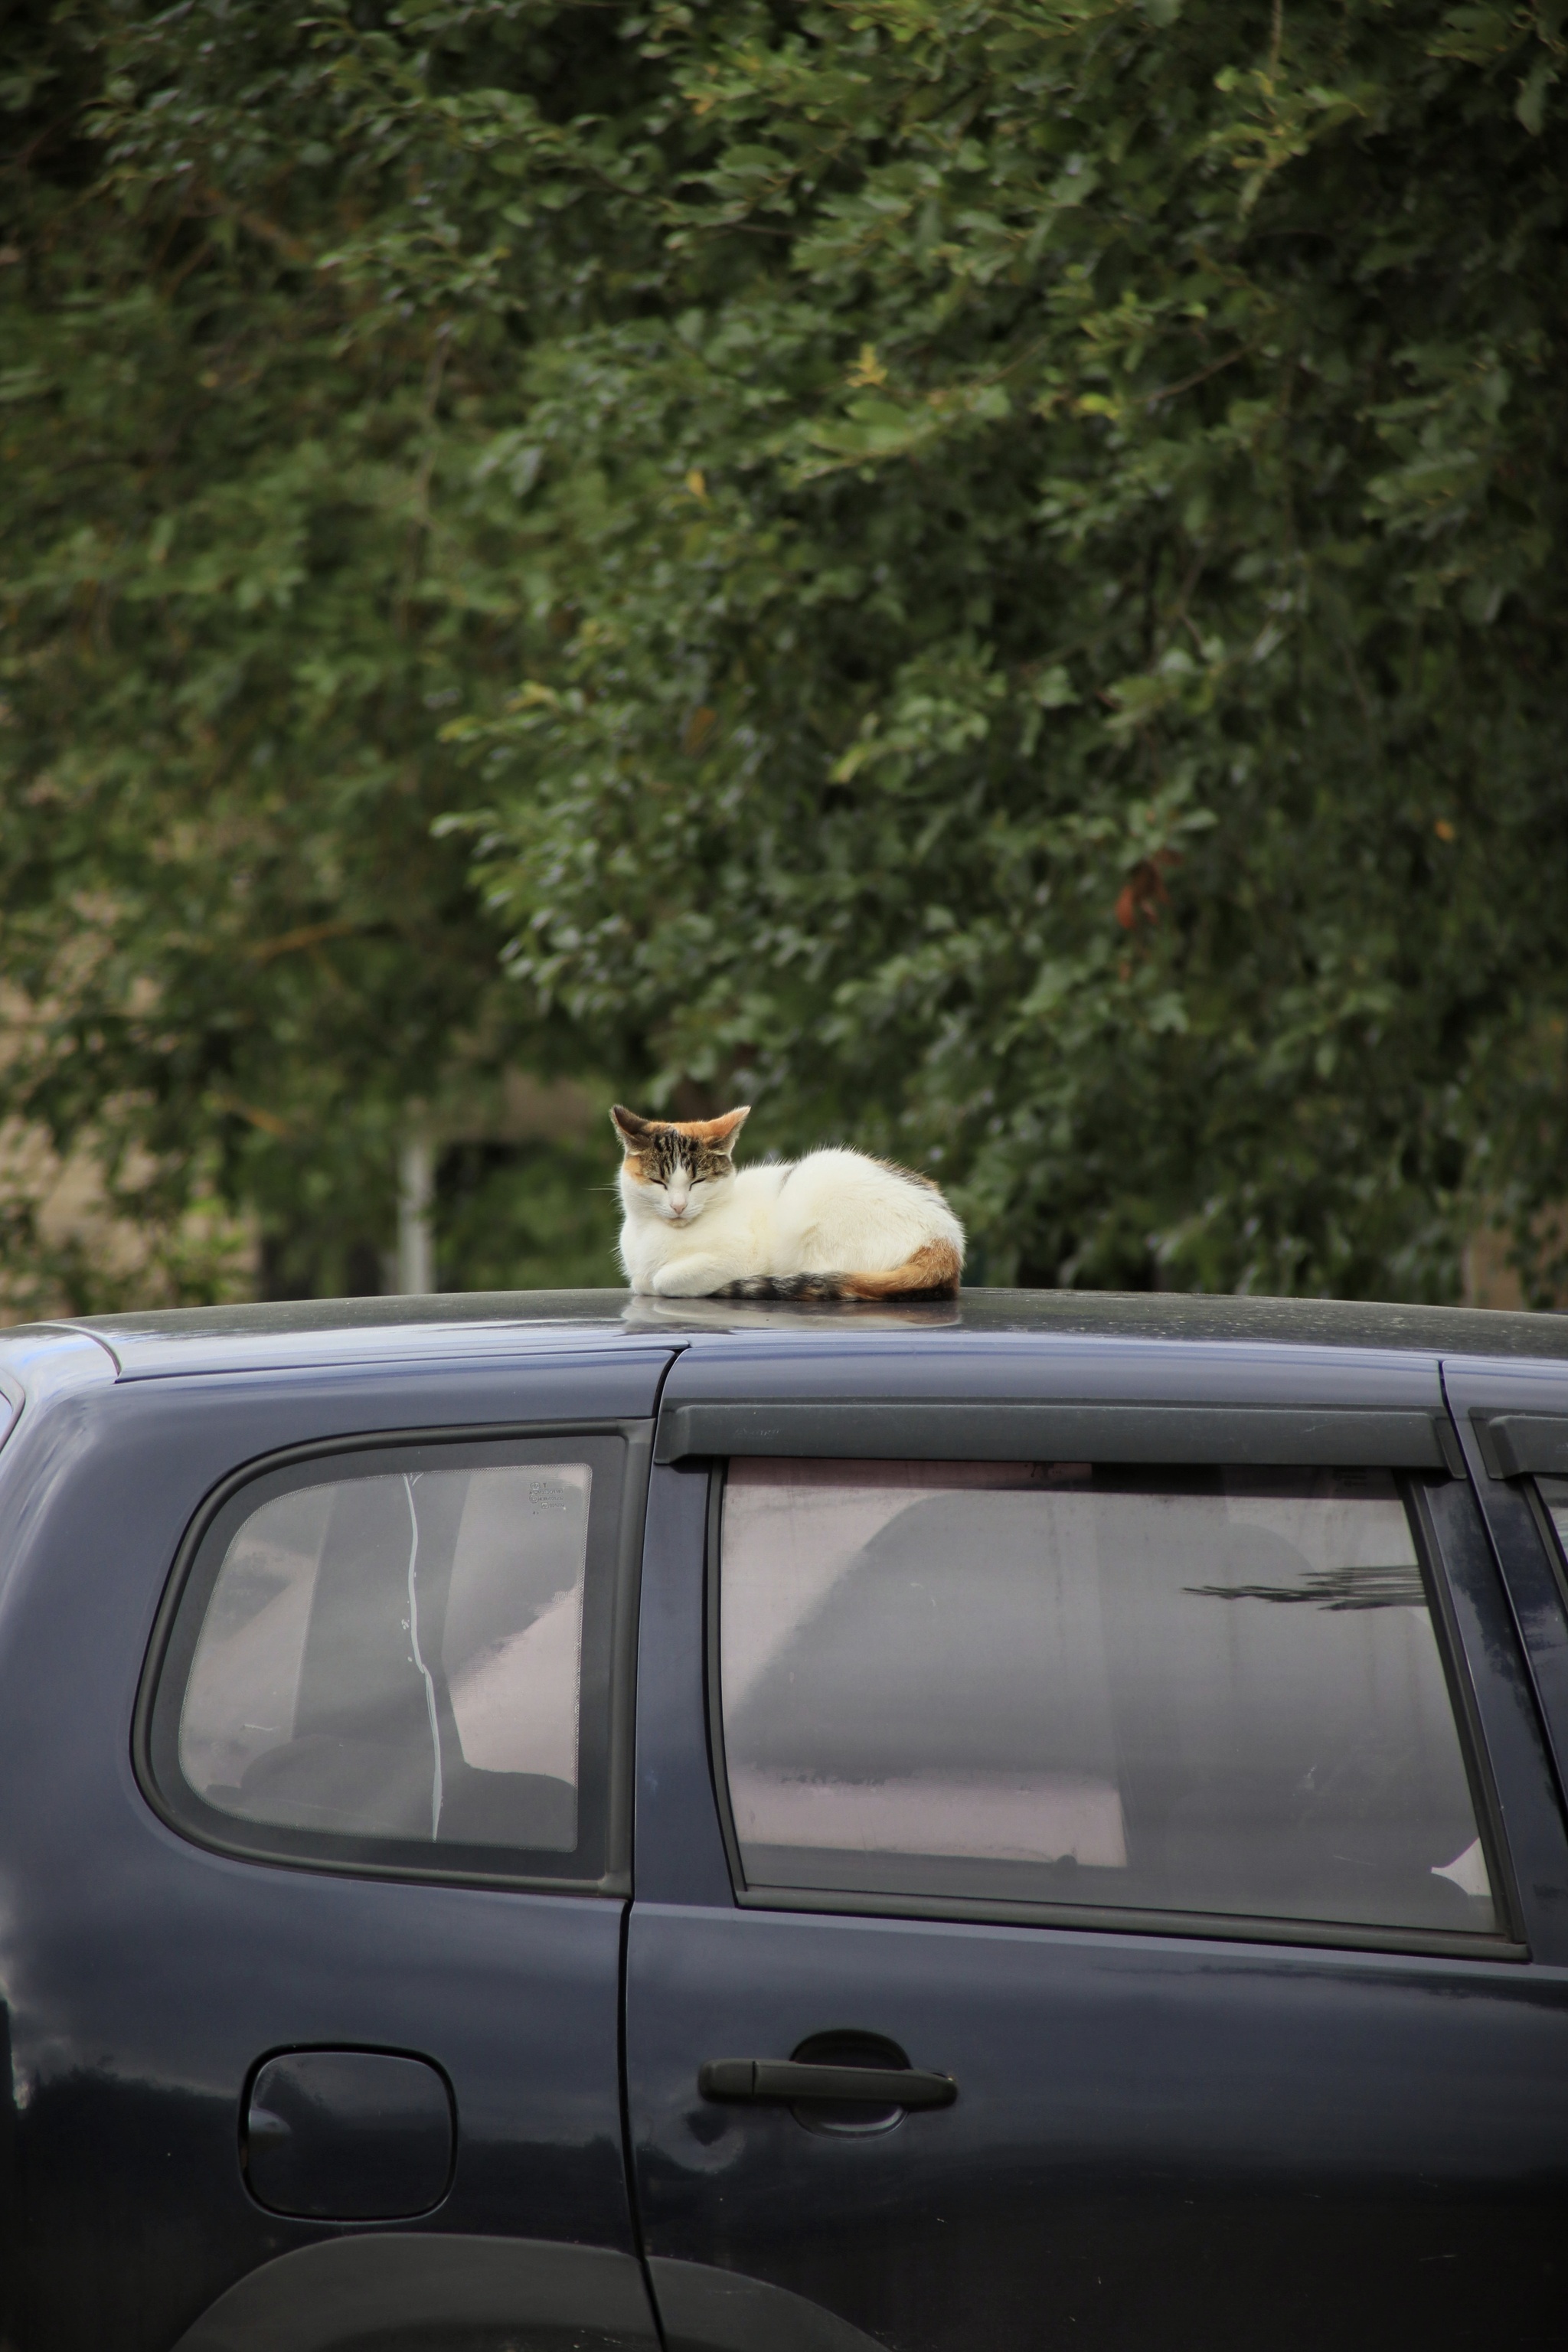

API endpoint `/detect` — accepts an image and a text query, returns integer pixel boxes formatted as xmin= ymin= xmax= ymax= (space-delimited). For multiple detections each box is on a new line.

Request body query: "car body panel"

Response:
xmin=0 ymin=1341 xmax=675 ymax=2350
xmin=629 ymin=1903 xmax=1568 ymax=2352
xmin=2 ymin=1290 xmax=1567 ymax=2349
xmin=168 ymin=2233 xmax=660 ymax=2352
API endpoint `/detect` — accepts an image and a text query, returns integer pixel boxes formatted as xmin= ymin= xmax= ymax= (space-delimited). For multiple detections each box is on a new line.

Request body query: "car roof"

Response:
xmin=19 ymin=1283 xmax=1568 ymax=1380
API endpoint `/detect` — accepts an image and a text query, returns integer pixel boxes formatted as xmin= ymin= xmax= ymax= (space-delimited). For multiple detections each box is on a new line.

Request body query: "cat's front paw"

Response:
xmin=649 ymin=1256 xmax=727 ymax=1296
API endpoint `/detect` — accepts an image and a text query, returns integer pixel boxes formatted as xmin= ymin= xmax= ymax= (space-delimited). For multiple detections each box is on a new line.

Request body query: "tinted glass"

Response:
xmin=180 ymin=1462 xmax=590 ymax=1854
xmin=720 ymin=1459 xmax=1495 ymax=1936
xmin=1536 ymin=1477 xmax=1568 ymax=1586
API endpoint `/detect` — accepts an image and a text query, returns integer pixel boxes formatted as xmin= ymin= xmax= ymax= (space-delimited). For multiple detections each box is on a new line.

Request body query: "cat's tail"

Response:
xmin=720 ymin=1238 xmax=962 ymax=1302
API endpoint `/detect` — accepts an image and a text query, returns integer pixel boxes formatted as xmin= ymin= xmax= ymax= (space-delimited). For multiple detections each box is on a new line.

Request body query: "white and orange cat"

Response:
xmin=612 ymin=1104 xmax=964 ymax=1298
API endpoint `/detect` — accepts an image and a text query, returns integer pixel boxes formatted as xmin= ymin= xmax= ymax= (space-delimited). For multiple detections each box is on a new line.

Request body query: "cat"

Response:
xmin=611 ymin=1104 xmax=965 ymax=1298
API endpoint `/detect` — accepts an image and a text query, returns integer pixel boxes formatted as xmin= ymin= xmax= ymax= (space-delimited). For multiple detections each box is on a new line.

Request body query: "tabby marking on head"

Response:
xmin=609 ymin=1103 xmax=747 ymax=1195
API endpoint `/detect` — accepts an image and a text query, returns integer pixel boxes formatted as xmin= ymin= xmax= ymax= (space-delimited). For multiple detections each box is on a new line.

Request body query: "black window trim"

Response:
xmin=661 ymin=1398 xmax=1463 ymax=1473
xmin=702 ymin=1456 xmax=1527 ymax=1963
xmin=1520 ymin=1472 xmax=1568 ymax=1633
xmin=133 ymin=1418 xmax=652 ymax=1897
xmin=1472 ymin=1412 xmax=1568 ymax=1481
xmin=1404 ymin=1475 xmax=1523 ymax=1948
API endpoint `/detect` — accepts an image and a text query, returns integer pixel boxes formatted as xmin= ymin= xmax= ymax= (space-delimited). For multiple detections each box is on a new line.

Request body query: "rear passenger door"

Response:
xmin=626 ymin=1344 xmax=1568 ymax=2352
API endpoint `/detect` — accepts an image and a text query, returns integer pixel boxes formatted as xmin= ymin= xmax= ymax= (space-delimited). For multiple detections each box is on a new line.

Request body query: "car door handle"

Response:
xmin=698 ymin=2059 xmax=956 ymax=2109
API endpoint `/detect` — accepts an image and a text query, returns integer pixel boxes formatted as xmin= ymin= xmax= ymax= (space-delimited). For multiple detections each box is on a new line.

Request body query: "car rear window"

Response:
xmin=717 ymin=1459 xmax=1497 ymax=1941
xmin=149 ymin=1436 xmax=626 ymax=1886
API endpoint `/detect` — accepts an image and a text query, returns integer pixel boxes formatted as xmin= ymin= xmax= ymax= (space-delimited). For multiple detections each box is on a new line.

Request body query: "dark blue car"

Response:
xmin=1 ymin=1286 xmax=1566 ymax=2350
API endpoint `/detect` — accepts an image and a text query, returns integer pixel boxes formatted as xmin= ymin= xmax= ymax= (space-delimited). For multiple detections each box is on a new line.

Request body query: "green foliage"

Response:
xmin=438 ymin=1135 xmax=622 ymax=1291
xmin=452 ymin=0 xmax=1568 ymax=1296
xmin=5 ymin=2 xmax=1568 ymax=1301
xmin=1 ymin=0 xmax=623 ymax=1292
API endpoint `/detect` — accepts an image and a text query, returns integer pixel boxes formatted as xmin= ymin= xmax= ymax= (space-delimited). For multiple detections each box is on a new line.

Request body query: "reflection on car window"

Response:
xmin=180 ymin=1463 xmax=589 ymax=1854
xmin=719 ymin=1459 xmax=1495 ymax=1936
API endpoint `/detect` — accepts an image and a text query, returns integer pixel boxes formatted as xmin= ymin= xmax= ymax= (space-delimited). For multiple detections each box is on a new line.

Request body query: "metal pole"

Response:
xmin=397 ymin=1132 xmax=436 ymax=1295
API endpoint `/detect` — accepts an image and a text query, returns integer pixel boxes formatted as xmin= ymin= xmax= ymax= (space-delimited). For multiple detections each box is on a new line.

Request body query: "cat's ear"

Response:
xmin=691 ymin=1105 xmax=750 ymax=1149
xmin=610 ymin=1104 xmax=654 ymax=1150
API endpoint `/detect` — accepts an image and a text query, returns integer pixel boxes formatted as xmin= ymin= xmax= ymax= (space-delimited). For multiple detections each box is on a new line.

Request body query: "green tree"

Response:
xmin=451 ymin=0 xmax=1568 ymax=1297
xmin=1 ymin=0 xmax=632 ymax=1298
xmin=5 ymin=2 xmax=1567 ymax=1305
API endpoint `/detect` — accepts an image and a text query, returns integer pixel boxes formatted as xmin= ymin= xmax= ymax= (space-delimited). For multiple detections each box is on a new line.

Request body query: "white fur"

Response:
xmin=617 ymin=1143 xmax=964 ymax=1297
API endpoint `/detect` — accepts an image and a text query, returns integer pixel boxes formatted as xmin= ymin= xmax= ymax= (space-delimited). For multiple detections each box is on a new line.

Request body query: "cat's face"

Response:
xmin=611 ymin=1103 xmax=749 ymax=1227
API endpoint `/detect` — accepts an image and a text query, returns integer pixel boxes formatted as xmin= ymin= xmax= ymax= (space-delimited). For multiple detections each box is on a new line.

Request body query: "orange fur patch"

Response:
xmin=671 ymin=1107 xmax=750 ymax=1145
xmin=839 ymin=1237 xmax=962 ymax=1299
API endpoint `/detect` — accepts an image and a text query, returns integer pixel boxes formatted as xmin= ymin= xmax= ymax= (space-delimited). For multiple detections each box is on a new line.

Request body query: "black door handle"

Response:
xmin=699 ymin=2059 xmax=956 ymax=2110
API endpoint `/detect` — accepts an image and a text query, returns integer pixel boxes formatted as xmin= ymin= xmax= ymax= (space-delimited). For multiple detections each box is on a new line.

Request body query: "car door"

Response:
xmin=626 ymin=1334 xmax=1568 ymax=2352
xmin=0 ymin=1334 xmax=672 ymax=2352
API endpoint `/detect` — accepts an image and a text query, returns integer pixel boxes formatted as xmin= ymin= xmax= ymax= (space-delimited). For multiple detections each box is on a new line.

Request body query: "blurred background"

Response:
xmin=2 ymin=1 xmax=1565 ymax=1318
